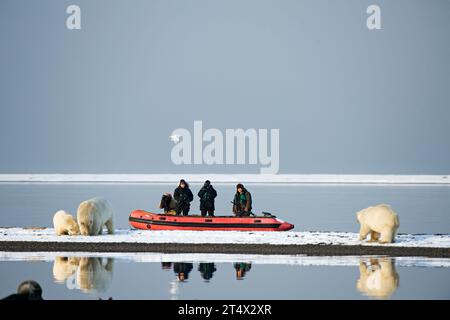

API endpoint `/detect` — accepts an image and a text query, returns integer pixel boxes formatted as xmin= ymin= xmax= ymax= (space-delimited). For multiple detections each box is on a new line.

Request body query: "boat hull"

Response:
xmin=129 ymin=210 xmax=294 ymax=231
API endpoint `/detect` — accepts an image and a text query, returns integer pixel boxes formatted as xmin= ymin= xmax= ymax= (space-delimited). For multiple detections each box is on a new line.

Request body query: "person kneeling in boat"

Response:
xmin=159 ymin=192 xmax=177 ymax=214
xmin=174 ymin=179 xmax=194 ymax=216
xmin=232 ymin=184 xmax=252 ymax=217
xmin=198 ymin=180 xmax=217 ymax=217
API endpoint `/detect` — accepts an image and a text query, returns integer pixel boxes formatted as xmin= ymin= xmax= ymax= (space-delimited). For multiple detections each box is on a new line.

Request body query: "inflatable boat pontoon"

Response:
xmin=129 ymin=210 xmax=294 ymax=231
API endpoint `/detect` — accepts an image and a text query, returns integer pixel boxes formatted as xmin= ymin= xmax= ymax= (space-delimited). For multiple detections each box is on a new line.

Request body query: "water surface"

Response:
xmin=0 ymin=183 xmax=449 ymax=233
xmin=0 ymin=254 xmax=449 ymax=300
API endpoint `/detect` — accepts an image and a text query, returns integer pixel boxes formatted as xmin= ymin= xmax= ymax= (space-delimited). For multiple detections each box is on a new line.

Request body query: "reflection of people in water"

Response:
xmin=357 ymin=258 xmax=399 ymax=299
xmin=198 ymin=263 xmax=217 ymax=281
xmin=173 ymin=262 xmax=193 ymax=282
xmin=161 ymin=262 xmax=173 ymax=270
xmin=2 ymin=280 xmax=43 ymax=300
xmin=234 ymin=263 xmax=252 ymax=280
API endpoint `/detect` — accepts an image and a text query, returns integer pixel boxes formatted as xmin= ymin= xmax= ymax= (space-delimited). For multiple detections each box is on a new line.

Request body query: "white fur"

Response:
xmin=77 ymin=197 xmax=115 ymax=236
xmin=356 ymin=204 xmax=400 ymax=243
xmin=357 ymin=259 xmax=399 ymax=299
xmin=76 ymin=257 xmax=114 ymax=293
xmin=53 ymin=210 xmax=80 ymax=236
xmin=52 ymin=256 xmax=80 ymax=282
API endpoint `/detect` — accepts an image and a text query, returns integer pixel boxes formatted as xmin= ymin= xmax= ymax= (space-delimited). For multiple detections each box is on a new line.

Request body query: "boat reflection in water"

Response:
xmin=49 ymin=255 xmax=401 ymax=298
xmin=357 ymin=258 xmax=399 ymax=299
xmin=53 ymin=257 xmax=114 ymax=293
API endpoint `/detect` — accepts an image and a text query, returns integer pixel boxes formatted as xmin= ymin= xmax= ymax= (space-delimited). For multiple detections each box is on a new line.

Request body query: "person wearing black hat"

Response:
xmin=173 ymin=262 xmax=193 ymax=282
xmin=174 ymin=179 xmax=194 ymax=216
xmin=232 ymin=184 xmax=252 ymax=216
xmin=197 ymin=180 xmax=217 ymax=217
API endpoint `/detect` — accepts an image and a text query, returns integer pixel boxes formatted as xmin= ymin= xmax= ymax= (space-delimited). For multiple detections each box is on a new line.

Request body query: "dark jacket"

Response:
xmin=174 ymin=186 xmax=194 ymax=209
xmin=198 ymin=185 xmax=217 ymax=211
xmin=198 ymin=263 xmax=217 ymax=281
xmin=173 ymin=263 xmax=193 ymax=279
xmin=232 ymin=188 xmax=252 ymax=214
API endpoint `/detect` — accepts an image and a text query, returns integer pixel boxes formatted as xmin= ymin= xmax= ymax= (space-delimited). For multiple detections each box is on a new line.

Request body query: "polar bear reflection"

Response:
xmin=53 ymin=257 xmax=80 ymax=283
xmin=357 ymin=258 xmax=399 ymax=299
xmin=52 ymin=257 xmax=114 ymax=293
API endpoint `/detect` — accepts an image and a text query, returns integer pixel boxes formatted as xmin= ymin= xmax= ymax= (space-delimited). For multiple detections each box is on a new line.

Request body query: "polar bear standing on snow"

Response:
xmin=357 ymin=258 xmax=399 ymax=299
xmin=77 ymin=197 xmax=114 ymax=236
xmin=53 ymin=210 xmax=80 ymax=236
xmin=356 ymin=204 xmax=399 ymax=243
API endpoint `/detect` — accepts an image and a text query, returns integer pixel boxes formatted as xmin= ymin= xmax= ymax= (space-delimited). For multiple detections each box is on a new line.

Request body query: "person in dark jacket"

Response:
xmin=174 ymin=179 xmax=194 ymax=216
xmin=197 ymin=180 xmax=217 ymax=217
xmin=198 ymin=263 xmax=217 ymax=282
xmin=161 ymin=262 xmax=173 ymax=270
xmin=173 ymin=262 xmax=193 ymax=282
xmin=232 ymin=184 xmax=252 ymax=216
xmin=234 ymin=263 xmax=252 ymax=280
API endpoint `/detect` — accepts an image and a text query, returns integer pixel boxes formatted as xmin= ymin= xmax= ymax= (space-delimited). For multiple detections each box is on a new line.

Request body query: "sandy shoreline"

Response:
xmin=0 ymin=241 xmax=449 ymax=258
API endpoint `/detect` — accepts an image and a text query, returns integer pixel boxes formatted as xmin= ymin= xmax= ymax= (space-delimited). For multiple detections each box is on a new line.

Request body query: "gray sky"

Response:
xmin=1 ymin=0 xmax=449 ymax=174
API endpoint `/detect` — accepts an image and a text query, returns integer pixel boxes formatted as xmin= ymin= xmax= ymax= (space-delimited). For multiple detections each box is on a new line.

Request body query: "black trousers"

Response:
xmin=201 ymin=210 xmax=214 ymax=217
xmin=235 ymin=211 xmax=251 ymax=217
xmin=176 ymin=205 xmax=190 ymax=216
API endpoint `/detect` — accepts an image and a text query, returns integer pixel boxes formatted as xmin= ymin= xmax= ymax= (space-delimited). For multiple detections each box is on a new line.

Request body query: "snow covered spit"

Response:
xmin=0 ymin=228 xmax=449 ymax=248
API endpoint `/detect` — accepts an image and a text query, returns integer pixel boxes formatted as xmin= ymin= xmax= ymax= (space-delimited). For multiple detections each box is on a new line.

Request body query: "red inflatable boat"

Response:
xmin=129 ymin=210 xmax=294 ymax=231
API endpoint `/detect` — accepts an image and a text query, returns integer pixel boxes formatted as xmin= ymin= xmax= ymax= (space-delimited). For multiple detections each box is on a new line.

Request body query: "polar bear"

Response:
xmin=356 ymin=204 xmax=399 ymax=243
xmin=77 ymin=197 xmax=114 ymax=236
xmin=52 ymin=256 xmax=80 ymax=283
xmin=53 ymin=210 xmax=80 ymax=236
xmin=357 ymin=258 xmax=399 ymax=299
xmin=77 ymin=257 xmax=114 ymax=293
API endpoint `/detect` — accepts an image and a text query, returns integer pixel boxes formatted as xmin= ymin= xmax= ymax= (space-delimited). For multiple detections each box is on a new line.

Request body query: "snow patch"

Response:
xmin=0 ymin=228 xmax=449 ymax=248
xmin=0 ymin=251 xmax=448 ymax=268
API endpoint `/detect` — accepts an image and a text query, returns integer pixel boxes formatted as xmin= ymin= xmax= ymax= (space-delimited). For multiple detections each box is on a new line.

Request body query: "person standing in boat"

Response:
xmin=174 ymin=179 xmax=194 ymax=216
xmin=232 ymin=184 xmax=252 ymax=216
xmin=198 ymin=263 xmax=217 ymax=282
xmin=173 ymin=262 xmax=193 ymax=282
xmin=234 ymin=262 xmax=252 ymax=280
xmin=197 ymin=180 xmax=217 ymax=217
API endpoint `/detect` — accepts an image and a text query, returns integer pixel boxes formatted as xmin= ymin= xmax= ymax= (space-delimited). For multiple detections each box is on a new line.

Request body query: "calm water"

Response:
xmin=0 ymin=183 xmax=449 ymax=233
xmin=0 ymin=254 xmax=449 ymax=299
xmin=0 ymin=183 xmax=449 ymax=299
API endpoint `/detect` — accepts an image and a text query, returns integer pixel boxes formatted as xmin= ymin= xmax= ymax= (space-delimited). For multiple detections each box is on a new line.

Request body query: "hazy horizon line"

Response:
xmin=0 ymin=174 xmax=449 ymax=185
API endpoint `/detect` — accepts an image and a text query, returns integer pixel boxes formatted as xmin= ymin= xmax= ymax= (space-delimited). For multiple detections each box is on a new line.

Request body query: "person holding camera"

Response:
xmin=232 ymin=183 xmax=252 ymax=216
xmin=174 ymin=179 xmax=194 ymax=216
xmin=197 ymin=180 xmax=217 ymax=217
